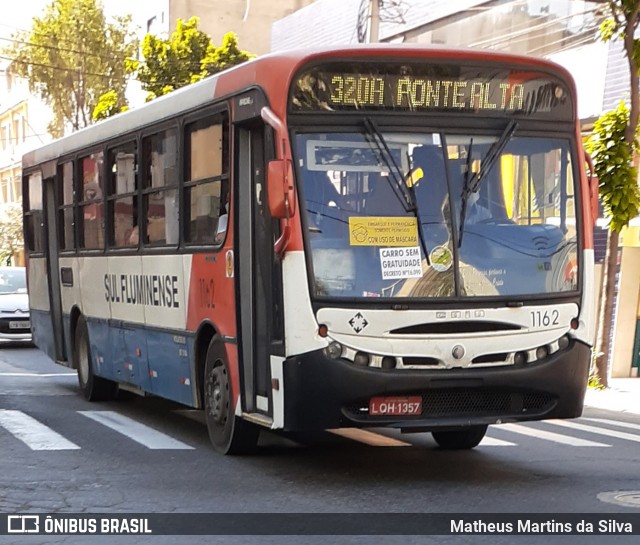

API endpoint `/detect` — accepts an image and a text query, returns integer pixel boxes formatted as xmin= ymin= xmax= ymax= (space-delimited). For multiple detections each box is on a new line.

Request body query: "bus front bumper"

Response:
xmin=281 ymin=340 xmax=590 ymax=432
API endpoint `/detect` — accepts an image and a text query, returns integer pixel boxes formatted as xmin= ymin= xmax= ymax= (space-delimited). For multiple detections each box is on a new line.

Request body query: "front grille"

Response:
xmin=344 ymin=390 xmax=556 ymax=420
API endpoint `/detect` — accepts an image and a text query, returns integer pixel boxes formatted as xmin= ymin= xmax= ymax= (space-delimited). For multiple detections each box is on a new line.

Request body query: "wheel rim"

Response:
xmin=207 ymin=365 xmax=229 ymax=427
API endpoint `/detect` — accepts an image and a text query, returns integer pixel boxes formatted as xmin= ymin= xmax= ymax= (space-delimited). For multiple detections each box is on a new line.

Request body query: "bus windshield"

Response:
xmin=296 ymin=131 xmax=578 ymax=299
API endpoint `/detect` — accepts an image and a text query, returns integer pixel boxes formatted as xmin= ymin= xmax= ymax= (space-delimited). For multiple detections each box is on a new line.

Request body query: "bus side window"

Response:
xmin=24 ymin=171 xmax=44 ymax=254
xmin=107 ymin=142 xmax=137 ymax=248
xmin=142 ymin=128 xmax=179 ymax=246
xmin=79 ymin=152 xmax=105 ymax=250
xmin=184 ymin=113 xmax=229 ymax=246
xmin=59 ymin=161 xmax=75 ymax=250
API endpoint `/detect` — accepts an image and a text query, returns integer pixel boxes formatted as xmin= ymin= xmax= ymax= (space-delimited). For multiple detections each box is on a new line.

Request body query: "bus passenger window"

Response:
xmin=107 ymin=142 xmax=137 ymax=248
xmin=24 ymin=171 xmax=44 ymax=253
xmin=59 ymin=162 xmax=75 ymax=250
xmin=184 ymin=115 xmax=229 ymax=245
xmin=143 ymin=129 xmax=179 ymax=245
xmin=79 ymin=152 xmax=104 ymax=250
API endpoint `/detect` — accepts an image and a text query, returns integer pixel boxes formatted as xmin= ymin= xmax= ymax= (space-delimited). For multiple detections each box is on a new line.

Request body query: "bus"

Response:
xmin=22 ymin=45 xmax=598 ymax=454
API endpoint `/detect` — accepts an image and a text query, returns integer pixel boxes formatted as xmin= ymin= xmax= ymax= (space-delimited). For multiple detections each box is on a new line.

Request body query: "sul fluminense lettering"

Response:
xmin=329 ymin=75 xmax=525 ymax=111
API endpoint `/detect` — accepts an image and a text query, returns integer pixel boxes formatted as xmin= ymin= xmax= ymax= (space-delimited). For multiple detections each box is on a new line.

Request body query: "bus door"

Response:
xmin=43 ymin=171 xmax=66 ymax=362
xmin=235 ymin=105 xmax=284 ymax=418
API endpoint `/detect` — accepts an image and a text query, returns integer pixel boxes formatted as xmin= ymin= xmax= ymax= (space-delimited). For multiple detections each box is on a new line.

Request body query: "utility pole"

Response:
xmin=370 ymin=0 xmax=380 ymax=43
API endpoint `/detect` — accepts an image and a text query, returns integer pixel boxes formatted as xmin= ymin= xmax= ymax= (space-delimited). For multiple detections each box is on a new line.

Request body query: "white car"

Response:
xmin=0 ymin=266 xmax=31 ymax=343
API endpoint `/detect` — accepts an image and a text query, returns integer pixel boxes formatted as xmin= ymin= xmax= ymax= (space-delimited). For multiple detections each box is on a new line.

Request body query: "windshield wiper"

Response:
xmin=363 ymin=118 xmax=412 ymax=212
xmin=458 ymin=120 xmax=518 ymax=247
xmin=362 ymin=117 xmax=431 ymax=266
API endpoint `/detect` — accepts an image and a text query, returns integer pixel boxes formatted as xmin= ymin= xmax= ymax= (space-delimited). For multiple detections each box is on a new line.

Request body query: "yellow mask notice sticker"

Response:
xmin=348 ymin=217 xmax=418 ymax=247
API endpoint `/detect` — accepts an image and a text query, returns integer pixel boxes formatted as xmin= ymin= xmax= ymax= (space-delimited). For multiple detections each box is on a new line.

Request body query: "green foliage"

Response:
xmin=599 ymin=2 xmax=640 ymax=67
xmin=588 ymin=373 xmax=606 ymax=390
xmin=585 ymin=102 xmax=640 ymax=232
xmin=135 ymin=17 xmax=212 ymax=101
xmin=0 ymin=204 xmax=24 ymax=265
xmin=135 ymin=19 xmax=254 ymax=100
xmin=201 ymin=32 xmax=255 ymax=75
xmin=92 ymin=90 xmax=128 ymax=121
xmin=3 ymin=0 xmax=138 ymax=137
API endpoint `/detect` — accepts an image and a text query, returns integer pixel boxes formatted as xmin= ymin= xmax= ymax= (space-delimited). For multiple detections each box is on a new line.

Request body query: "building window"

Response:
xmin=184 ymin=114 xmax=229 ymax=245
xmin=142 ymin=128 xmax=178 ymax=246
xmin=107 ymin=142 xmax=138 ymax=248
xmin=79 ymin=152 xmax=105 ymax=250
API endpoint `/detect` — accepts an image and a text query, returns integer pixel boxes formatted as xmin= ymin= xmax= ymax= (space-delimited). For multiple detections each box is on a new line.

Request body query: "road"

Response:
xmin=1 ymin=344 xmax=639 ymax=544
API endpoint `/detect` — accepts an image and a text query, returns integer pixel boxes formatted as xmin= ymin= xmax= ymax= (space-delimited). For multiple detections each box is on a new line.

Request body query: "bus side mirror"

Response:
xmin=267 ymin=159 xmax=296 ymax=219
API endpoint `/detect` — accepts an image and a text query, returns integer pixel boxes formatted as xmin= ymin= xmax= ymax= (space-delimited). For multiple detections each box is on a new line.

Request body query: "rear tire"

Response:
xmin=432 ymin=425 xmax=487 ymax=450
xmin=204 ymin=338 xmax=259 ymax=455
xmin=74 ymin=316 xmax=117 ymax=401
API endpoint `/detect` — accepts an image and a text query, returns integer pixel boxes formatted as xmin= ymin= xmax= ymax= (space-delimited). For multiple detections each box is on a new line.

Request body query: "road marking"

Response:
xmin=0 ymin=410 xmax=80 ymax=450
xmin=0 ymin=372 xmax=76 ymax=377
xmin=327 ymin=428 xmax=411 ymax=447
xmin=79 ymin=411 xmax=194 ymax=450
xmin=497 ymin=423 xmax=610 ymax=447
xmin=480 ymin=436 xmax=516 ymax=446
xmin=583 ymin=418 xmax=640 ymax=432
xmin=549 ymin=419 xmax=640 ymax=443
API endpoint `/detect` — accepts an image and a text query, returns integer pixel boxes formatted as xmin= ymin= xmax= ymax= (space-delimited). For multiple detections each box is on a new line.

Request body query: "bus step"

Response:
xmin=242 ymin=412 xmax=273 ymax=428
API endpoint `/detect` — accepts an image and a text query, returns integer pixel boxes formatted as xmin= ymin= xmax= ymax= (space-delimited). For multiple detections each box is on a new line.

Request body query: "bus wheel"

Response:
xmin=74 ymin=316 xmax=117 ymax=401
xmin=204 ymin=339 xmax=259 ymax=455
xmin=431 ymin=425 xmax=488 ymax=450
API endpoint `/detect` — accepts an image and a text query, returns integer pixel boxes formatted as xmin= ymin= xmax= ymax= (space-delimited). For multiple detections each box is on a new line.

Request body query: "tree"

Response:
xmin=4 ymin=0 xmax=138 ymax=137
xmin=92 ymin=90 xmax=128 ymax=121
xmin=135 ymin=16 xmax=211 ymax=102
xmin=586 ymin=1 xmax=640 ymax=387
xmin=134 ymin=17 xmax=254 ymax=102
xmin=201 ymin=32 xmax=254 ymax=76
xmin=0 ymin=204 xmax=25 ymax=266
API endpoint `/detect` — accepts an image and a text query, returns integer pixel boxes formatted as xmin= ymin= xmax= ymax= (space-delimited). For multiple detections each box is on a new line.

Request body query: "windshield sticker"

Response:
xmin=380 ymin=246 xmax=423 ymax=279
xmin=349 ymin=217 xmax=418 ymax=246
xmin=429 ymin=246 xmax=453 ymax=272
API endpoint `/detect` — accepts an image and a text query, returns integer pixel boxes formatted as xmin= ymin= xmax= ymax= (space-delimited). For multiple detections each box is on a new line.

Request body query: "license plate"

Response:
xmin=9 ymin=321 xmax=30 ymax=329
xmin=369 ymin=396 xmax=422 ymax=416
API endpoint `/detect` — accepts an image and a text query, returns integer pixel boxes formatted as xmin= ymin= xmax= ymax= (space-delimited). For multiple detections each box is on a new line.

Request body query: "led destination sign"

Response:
xmin=290 ymin=62 xmax=573 ymax=119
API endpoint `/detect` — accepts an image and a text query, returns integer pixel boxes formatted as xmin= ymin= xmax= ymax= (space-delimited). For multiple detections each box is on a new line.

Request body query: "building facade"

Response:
xmin=0 ymin=65 xmax=52 ymax=265
xmin=140 ymin=0 xmax=317 ymax=56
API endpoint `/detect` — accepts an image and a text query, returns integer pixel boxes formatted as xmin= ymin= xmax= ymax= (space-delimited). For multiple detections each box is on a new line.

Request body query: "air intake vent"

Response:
xmin=390 ymin=321 xmax=522 ymax=334
xmin=402 ymin=357 xmax=440 ymax=366
xmin=472 ymin=353 xmax=509 ymax=364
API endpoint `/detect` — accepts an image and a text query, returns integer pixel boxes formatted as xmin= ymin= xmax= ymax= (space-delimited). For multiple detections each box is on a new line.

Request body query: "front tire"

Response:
xmin=432 ymin=425 xmax=487 ymax=450
xmin=204 ymin=338 xmax=259 ymax=454
xmin=74 ymin=316 xmax=117 ymax=401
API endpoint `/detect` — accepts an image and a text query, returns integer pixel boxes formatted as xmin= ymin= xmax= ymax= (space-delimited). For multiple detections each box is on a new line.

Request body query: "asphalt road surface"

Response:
xmin=1 ymin=344 xmax=639 ymax=545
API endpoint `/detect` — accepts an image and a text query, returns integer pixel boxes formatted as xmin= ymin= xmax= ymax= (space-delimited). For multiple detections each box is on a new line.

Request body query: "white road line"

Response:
xmin=548 ymin=419 xmax=640 ymax=443
xmin=582 ymin=418 xmax=640 ymax=432
xmin=327 ymin=428 xmax=411 ymax=447
xmin=0 ymin=410 xmax=80 ymax=450
xmin=0 ymin=372 xmax=76 ymax=377
xmin=79 ymin=411 xmax=194 ymax=450
xmin=497 ymin=423 xmax=610 ymax=447
xmin=480 ymin=436 xmax=516 ymax=446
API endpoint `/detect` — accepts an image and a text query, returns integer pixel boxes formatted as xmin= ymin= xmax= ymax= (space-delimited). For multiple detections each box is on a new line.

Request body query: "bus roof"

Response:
xmin=22 ymin=44 xmax=575 ymax=170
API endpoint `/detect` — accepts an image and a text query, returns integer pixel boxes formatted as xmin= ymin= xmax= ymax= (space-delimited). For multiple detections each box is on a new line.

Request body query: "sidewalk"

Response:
xmin=583 ymin=378 xmax=640 ymax=415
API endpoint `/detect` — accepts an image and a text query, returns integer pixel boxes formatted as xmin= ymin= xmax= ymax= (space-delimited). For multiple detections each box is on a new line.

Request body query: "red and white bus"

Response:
xmin=22 ymin=45 xmax=598 ymax=454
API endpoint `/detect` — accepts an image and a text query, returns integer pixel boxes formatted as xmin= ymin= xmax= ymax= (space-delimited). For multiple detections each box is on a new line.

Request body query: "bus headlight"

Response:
xmin=535 ymin=345 xmax=550 ymax=360
xmin=353 ymin=351 xmax=370 ymax=366
xmin=324 ymin=341 xmax=343 ymax=359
